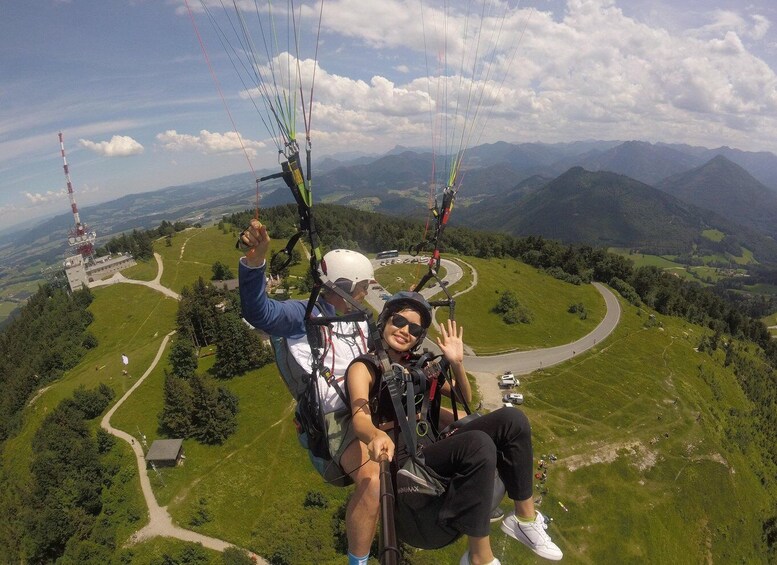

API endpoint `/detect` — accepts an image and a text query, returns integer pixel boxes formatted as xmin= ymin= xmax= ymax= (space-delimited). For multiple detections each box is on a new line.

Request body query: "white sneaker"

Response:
xmin=459 ymin=552 xmax=501 ymax=565
xmin=501 ymin=511 xmax=563 ymax=561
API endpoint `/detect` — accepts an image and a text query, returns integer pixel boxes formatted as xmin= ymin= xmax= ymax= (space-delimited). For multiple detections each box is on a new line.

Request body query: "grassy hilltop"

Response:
xmin=1 ymin=225 xmax=774 ymax=563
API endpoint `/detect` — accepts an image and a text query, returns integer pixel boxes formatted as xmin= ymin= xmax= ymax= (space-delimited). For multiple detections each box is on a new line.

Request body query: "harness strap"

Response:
xmin=385 ymin=364 xmax=424 ymax=462
xmin=304 ymin=281 xmax=380 ymax=406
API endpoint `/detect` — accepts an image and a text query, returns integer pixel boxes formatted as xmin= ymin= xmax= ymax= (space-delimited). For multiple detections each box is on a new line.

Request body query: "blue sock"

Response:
xmin=347 ymin=551 xmax=369 ymax=565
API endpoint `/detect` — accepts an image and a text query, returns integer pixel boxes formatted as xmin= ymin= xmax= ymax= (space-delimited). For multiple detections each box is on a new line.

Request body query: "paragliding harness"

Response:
xmin=359 ymin=348 xmax=479 ymax=556
xmin=239 ymin=148 xmax=385 ymax=486
xmin=291 ymin=283 xmax=380 ymax=487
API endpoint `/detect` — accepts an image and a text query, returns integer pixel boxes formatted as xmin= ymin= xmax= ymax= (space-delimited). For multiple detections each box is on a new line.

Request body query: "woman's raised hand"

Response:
xmin=436 ymin=318 xmax=464 ymax=365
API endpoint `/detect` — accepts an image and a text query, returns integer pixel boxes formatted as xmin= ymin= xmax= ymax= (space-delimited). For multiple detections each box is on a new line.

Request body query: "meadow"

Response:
xmin=2 ymin=225 xmax=773 ymax=563
xmin=608 ymin=248 xmax=751 ymax=285
xmin=452 ymin=257 xmax=605 ymax=354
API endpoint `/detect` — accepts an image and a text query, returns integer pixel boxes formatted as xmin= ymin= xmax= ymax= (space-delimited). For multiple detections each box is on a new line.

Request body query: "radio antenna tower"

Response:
xmin=59 ymin=131 xmax=96 ymax=260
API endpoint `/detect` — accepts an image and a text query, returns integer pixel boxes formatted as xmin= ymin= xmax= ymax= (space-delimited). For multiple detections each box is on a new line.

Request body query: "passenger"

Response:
xmin=238 ymin=219 xmax=379 ymax=565
xmin=346 ymin=291 xmax=563 ymax=564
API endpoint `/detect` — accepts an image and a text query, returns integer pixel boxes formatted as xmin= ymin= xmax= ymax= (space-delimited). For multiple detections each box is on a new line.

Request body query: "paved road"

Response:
xmin=369 ymin=258 xmax=620 ymax=372
xmin=464 ymin=282 xmax=621 ymax=410
xmin=463 ymin=282 xmax=621 ymax=373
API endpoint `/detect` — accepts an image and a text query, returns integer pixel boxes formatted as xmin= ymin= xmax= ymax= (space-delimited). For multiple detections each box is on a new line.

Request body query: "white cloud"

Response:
xmin=299 ymin=0 xmax=777 ymax=152
xmin=79 ymin=135 xmax=145 ymax=157
xmin=24 ymin=189 xmax=66 ymax=205
xmin=693 ymin=10 xmax=772 ymax=42
xmin=170 ymin=0 xmax=777 ymax=157
xmin=750 ymin=14 xmax=771 ymax=41
xmin=155 ymin=129 xmax=265 ymax=157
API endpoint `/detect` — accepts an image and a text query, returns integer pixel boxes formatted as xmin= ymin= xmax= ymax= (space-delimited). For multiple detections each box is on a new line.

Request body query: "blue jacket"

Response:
xmin=239 ymin=258 xmax=332 ymax=338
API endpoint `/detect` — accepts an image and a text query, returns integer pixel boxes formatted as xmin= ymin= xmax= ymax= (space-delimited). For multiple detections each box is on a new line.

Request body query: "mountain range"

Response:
xmin=3 ymin=139 xmax=777 ymax=273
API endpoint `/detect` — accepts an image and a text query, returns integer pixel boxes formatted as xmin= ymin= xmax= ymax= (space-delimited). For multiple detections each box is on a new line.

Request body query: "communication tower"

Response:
xmin=59 ymin=132 xmax=96 ymax=261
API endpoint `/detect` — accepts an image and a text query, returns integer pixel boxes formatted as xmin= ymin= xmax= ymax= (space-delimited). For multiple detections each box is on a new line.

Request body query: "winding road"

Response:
xmin=90 ymin=252 xmax=180 ymax=300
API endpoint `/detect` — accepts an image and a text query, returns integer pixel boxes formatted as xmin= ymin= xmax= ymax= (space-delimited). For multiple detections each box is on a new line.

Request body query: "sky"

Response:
xmin=1 ymin=0 xmax=776 ymax=231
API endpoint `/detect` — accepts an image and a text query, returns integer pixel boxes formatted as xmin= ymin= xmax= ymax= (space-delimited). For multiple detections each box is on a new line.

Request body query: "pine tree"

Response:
xmin=213 ymin=312 xmax=273 ymax=379
xmin=213 ymin=313 xmax=253 ymax=379
xmin=168 ymin=337 xmax=198 ymax=380
xmin=158 ymin=374 xmax=194 ymax=438
xmin=211 ymin=261 xmax=234 ymax=280
xmin=190 ymin=375 xmax=237 ymax=445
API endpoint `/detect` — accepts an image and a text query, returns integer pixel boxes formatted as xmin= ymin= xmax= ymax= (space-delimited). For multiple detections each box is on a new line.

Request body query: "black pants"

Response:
xmin=417 ymin=407 xmax=534 ymax=538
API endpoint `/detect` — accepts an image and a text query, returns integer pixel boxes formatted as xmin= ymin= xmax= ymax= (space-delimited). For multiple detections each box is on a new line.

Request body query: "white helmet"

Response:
xmin=319 ymin=249 xmax=375 ymax=293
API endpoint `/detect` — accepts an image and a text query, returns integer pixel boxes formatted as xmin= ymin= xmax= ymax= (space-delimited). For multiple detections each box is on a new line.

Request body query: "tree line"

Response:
xmin=2 ymin=384 xmax=119 ymax=563
xmin=96 ymin=220 xmax=194 ymax=261
xmin=227 ymin=203 xmax=775 ymax=350
xmin=0 ymin=284 xmax=96 ymax=442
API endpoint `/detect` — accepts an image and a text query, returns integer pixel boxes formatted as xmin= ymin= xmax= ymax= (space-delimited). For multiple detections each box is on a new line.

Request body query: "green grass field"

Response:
xmin=157 ymin=227 xmax=240 ymax=293
xmin=607 ymin=249 xmax=755 ymax=285
xmin=451 ymin=256 xmax=605 ymax=354
xmin=761 ymin=313 xmax=777 ymax=326
xmin=3 ymin=233 xmax=774 ymax=563
xmin=701 ymin=229 xmax=726 ymax=242
xmin=608 ymin=250 xmax=678 ymax=269
xmin=121 ymin=256 xmax=159 ymax=281
xmin=375 ymin=261 xmax=447 ymax=294
xmin=0 ymin=278 xmax=42 ymax=326
xmin=521 ymin=306 xmax=770 ymax=564
xmin=0 ymin=300 xmax=19 ymax=322
xmin=746 ymin=283 xmax=777 ymax=296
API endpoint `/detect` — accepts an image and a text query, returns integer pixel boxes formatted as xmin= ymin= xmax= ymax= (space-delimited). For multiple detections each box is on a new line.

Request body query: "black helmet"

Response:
xmin=378 ymin=291 xmax=434 ymax=351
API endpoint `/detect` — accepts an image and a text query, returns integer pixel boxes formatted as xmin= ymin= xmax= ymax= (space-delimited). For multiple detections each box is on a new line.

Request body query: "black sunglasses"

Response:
xmin=390 ymin=313 xmax=425 ymax=338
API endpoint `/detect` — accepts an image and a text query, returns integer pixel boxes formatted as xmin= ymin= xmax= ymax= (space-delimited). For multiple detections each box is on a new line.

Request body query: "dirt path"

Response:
xmin=100 ymin=331 xmax=266 ymax=562
xmin=95 ymin=260 xmax=266 ymax=562
xmin=89 ymin=253 xmax=179 ymax=300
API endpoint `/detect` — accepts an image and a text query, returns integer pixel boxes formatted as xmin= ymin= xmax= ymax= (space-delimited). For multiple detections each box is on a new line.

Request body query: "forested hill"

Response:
xmin=460 ymin=167 xmax=777 ymax=263
xmin=471 ymin=167 xmax=707 ymax=249
xmin=0 ymin=285 xmax=96 ymax=442
xmin=657 ymin=155 xmax=777 ymax=238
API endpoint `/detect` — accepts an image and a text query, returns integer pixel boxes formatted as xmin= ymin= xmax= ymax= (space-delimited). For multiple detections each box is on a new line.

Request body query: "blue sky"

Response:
xmin=1 ymin=0 xmax=776 ymax=230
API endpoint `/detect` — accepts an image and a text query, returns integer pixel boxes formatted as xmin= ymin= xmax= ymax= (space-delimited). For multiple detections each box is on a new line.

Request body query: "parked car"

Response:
xmin=499 ymin=372 xmax=518 ymax=388
xmin=503 ymin=392 xmax=524 ymax=405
